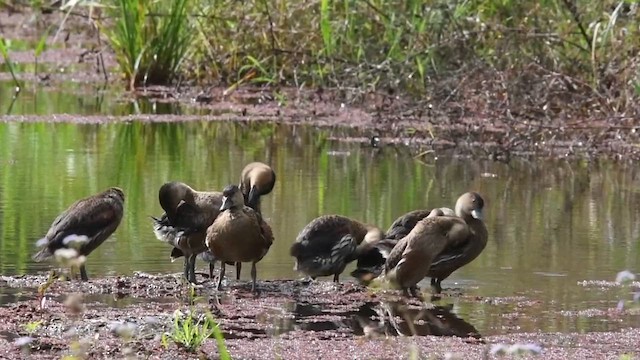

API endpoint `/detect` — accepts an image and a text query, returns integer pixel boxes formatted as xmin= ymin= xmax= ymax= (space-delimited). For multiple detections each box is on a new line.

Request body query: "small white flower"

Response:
xmin=509 ymin=343 xmax=542 ymax=355
xmin=53 ymin=248 xmax=86 ymax=267
xmin=62 ymin=234 xmax=89 ymax=249
xmin=54 ymin=248 xmax=79 ymax=262
xmin=616 ymin=270 xmax=636 ymax=284
xmin=35 ymin=238 xmax=49 ymax=248
xmin=109 ymin=322 xmax=138 ymax=339
xmin=14 ymin=337 xmax=33 ymax=348
xmin=490 ymin=344 xmax=509 ymax=355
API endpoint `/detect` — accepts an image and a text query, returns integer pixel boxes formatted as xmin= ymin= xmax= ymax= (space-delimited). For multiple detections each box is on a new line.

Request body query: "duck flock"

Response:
xmin=31 ymin=162 xmax=488 ymax=299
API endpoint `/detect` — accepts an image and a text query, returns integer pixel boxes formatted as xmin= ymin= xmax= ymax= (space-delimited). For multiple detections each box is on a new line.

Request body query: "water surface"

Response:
xmin=0 ymin=82 xmax=639 ymax=337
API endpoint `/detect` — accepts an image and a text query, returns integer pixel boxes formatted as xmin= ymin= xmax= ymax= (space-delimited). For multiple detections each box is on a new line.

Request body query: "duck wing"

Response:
xmin=385 ymin=209 xmax=432 ymax=240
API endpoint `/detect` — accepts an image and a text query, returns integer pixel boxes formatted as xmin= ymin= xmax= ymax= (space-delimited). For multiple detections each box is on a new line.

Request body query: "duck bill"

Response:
xmin=219 ymin=197 xmax=232 ymax=211
xmin=471 ymin=209 xmax=483 ymax=220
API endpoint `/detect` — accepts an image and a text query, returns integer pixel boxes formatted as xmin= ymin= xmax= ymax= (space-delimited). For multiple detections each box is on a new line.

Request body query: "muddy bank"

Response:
xmin=0 ymin=274 xmax=638 ymax=359
xmin=2 ymin=10 xmax=640 ymax=162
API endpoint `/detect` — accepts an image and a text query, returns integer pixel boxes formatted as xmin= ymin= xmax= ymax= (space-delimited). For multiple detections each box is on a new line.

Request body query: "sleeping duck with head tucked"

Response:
xmin=379 ymin=192 xmax=488 ymax=298
xmin=290 ymin=215 xmax=384 ymax=283
xmin=205 ymin=184 xmax=274 ymax=293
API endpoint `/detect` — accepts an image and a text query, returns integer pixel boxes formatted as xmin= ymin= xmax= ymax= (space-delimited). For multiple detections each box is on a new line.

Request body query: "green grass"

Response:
xmin=162 ymin=309 xmax=230 ymax=356
xmin=0 ymin=38 xmax=22 ymax=91
xmin=5 ymin=0 xmax=640 ymax=114
xmin=102 ymin=0 xmax=191 ymax=89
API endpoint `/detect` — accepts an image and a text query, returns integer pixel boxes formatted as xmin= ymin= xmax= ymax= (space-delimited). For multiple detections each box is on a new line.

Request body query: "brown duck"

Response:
xmin=290 ymin=215 xmax=384 ymax=282
xmin=381 ymin=192 xmax=487 ymax=298
xmin=32 ymin=187 xmax=125 ymax=281
xmin=206 ymin=184 xmax=274 ymax=292
xmin=157 ymin=162 xmax=276 ymax=282
xmin=151 ymin=181 xmax=222 ymax=283
xmin=351 ymin=207 xmax=454 ymax=283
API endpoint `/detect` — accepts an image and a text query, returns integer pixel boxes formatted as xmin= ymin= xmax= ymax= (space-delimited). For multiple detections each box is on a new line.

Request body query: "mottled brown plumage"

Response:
xmin=290 ymin=215 xmax=384 ymax=282
xmin=351 ymin=207 xmax=453 ymax=283
xmin=206 ymin=185 xmax=274 ymax=292
xmin=382 ymin=193 xmax=487 ymax=298
xmin=152 ymin=182 xmax=222 ymax=283
xmin=32 ymin=187 xmax=125 ymax=281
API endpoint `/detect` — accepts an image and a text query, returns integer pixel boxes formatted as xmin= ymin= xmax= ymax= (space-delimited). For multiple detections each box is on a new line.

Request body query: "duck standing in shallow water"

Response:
xmin=206 ymin=185 xmax=274 ymax=292
xmin=290 ymin=215 xmax=384 ymax=282
xmin=32 ymin=187 xmax=125 ymax=281
xmin=381 ymin=192 xmax=487 ymax=298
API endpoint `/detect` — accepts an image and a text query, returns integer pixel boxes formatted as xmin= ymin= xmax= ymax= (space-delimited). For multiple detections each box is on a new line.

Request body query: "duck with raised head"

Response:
xmin=206 ymin=185 xmax=274 ymax=292
xmin=32 ymin=187 xmax=125 ymax=281
xmin=380 ymin=192 xmax=487 ymax=298
xmin=351 ymin=207 xmax=454 ymax=284
xmin=151 ymin=181 xmax=222 ymax=283
xmin=290 ymin=215 xmax=384 ymax=283
xmin=427 ymin=194 xmax=487 ymax=294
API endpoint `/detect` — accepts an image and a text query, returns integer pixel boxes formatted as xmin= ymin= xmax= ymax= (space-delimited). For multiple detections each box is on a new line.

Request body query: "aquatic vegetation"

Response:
xmin=22 ymin=320 xmax=43 ymax=335
xmin=102 ymin=0 xmax=191 ymax=89
xmin=0 ymin=38 xmax=21 ymax=91
xmin=615 ymin=270 xmax=640 ymax=312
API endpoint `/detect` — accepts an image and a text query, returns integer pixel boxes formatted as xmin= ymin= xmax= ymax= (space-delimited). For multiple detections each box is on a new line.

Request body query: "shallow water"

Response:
xmin=0 ymin=81 xmax=639 ymax=337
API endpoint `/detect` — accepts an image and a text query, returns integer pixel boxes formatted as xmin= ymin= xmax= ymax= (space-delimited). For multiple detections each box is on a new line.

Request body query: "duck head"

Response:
xmin=107 ymin=187 xmax=125 ymax=203
xmin=220 ymin=184 xmax=245 ymax=211
xmin=454 ymin=192 xmax=485 ymax=221
xmin=239 ymin=162 xmax=276 ymax=210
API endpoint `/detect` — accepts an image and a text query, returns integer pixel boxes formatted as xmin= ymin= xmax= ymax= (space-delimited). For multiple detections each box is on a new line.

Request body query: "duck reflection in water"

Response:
xmin=352 ymin=301 xmax=482 ymax=340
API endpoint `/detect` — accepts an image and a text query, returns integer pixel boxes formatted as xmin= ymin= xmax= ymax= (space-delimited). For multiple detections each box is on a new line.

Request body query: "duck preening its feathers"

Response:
xmin=351 ymin=193 xmax=486 ymax=297
xmin=239 ymin=162 xmax=276 ymax=212
xmin=290 ymin=215 xmax=384 ymax=283
xmin=350 ymin=207 xmax=454 ymax=285
xmin=152 ymin=181 xmax=222 ymax=283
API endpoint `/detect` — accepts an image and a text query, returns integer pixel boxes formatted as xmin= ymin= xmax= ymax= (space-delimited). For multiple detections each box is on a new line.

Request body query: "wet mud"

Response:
xmin=0 ymin=273 xmax=639 ymax=359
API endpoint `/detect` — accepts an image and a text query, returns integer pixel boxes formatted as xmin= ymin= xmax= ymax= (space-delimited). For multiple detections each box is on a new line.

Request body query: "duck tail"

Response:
xmin=32 ymin=247 xmax=52 ymax=262
xmin=152 ymin=217 xmax=194 ymax=247
xmin=170 ymin=247 xmax=184 ymax=262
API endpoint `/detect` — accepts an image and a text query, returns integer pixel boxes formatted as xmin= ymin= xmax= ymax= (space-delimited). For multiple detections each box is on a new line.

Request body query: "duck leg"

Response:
xmin=430 ymin=278 xmax=442 ymax=294
xmin=409 ymin=286 xmax=424 ymax=302
xmin=332 ymin=273 xmax=340 ymax=283
xmin=208 ymin=261 xmax=215 ymax=280
xmin=251 ymin=262 xmax=257 ymax=293
xmin=182 ymin=257 xmax=190 ymax=281
xmin=217 ymin=263 xmax=226 ymax=291
xmin=79 ymin=264 xmax=89 ymax=281
xmin=188 ymin=254 xmax=197 ymax=284
xmin=235 ymin=262 xmax=242 ymax=280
